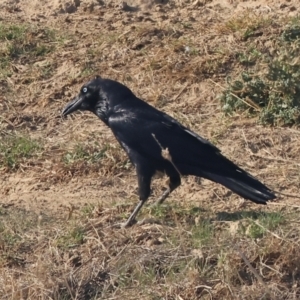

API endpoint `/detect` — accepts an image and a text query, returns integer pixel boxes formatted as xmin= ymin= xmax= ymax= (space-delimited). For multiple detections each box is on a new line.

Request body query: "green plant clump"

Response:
xmin=0 ymin=23 xmax=56 ymax=78
xmin=0 ymin=134 xmax=41 ymax=169
xmin=63 ymin=143 xmax=109 ymax=165
xmin=220 ymin=24 xmax=300 ymax=126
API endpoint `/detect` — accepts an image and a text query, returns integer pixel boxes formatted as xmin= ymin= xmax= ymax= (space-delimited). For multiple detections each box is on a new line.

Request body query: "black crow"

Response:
xmin=62 ymin=76 xmax=276 ymax=227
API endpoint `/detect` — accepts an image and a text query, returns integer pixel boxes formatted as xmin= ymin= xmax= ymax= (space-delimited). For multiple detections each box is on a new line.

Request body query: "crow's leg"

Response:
xmin=123 ymin=199 xmax=147 ymax=228
xmin=123 ymin=169 xmax=153 ymax=228
xmin=155 ymin=174 xmax=181 ymax=205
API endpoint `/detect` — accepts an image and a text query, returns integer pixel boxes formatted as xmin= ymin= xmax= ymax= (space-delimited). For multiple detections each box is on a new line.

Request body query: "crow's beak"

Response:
xmin=62 ymin=95 xmax=84 ymax=116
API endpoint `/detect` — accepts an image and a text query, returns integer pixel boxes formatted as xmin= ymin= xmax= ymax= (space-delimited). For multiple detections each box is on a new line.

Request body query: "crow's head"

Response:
xmin=62 ymin=76 xmax=136 ymax=123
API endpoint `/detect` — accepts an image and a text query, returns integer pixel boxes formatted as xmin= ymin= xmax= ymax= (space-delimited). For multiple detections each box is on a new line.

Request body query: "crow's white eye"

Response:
xmin=82 ymin=87 xmax=88 ymax=93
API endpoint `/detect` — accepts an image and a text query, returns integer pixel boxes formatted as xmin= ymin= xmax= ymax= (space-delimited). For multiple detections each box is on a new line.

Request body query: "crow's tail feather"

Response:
xmin=202 ymin=171 xmax=276 ymax=204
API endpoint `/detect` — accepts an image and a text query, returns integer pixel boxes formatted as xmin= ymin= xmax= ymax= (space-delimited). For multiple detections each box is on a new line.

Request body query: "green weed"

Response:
xmin=220 ymin=21 xmax=300 ymax=126
xmin=56 ymin=226 xmax=85 ymax=249
xmin=63 ymin=143 xmax=109 ymax=165
xmin=246 ymin=212 xmax=286 ymax=239
xmin=0 ymin=134 xmax=41 ymax=169
xmin=0 ymin=23 xmax=59 ymax=79
xmin=191 ymin=219 xmax=214 ymax=247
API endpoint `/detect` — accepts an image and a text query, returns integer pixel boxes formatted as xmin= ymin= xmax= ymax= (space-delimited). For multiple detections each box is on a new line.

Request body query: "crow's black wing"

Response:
xmin=107 ymin=104 xmax=229 ymax=174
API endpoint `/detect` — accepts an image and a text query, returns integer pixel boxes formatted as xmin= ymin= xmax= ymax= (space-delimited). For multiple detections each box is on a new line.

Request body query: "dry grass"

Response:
xmin=1 ymin=0 xmax=300 ymax=299
xmin=1 ymin=204 xmax=300 ymax=299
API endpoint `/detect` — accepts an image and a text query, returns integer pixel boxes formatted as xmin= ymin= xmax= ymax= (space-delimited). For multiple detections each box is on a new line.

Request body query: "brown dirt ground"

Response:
xmin=1 ymin=0 xmax=300 ymax=299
